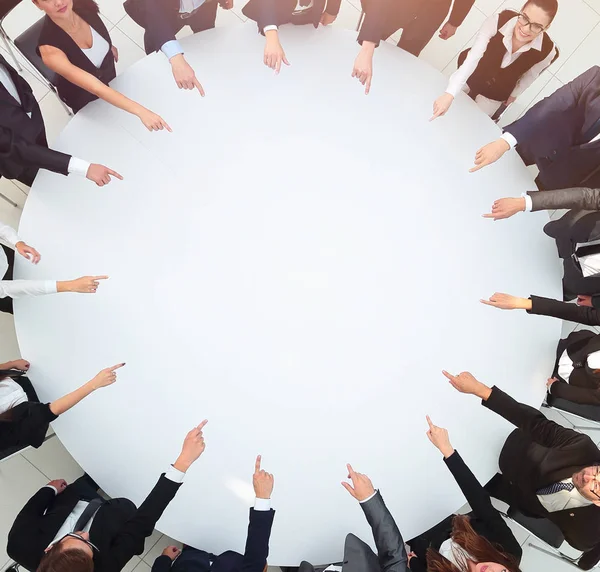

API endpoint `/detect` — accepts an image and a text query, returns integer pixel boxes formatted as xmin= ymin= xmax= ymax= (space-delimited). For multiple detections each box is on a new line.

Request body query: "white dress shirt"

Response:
xmin=438 ymin=539 xmax=474 ymax=567
xmin=537 ymin=478 xmax=593 ymax=512
xmin=0 ymin=64 xmax=89 ymax=177
xmin=557 ymin=348 xmax=600 ymax=383
xmin=81 ymin=27 xmax=110 ymax=69
xmin=0 ymin=220 xmax=57 ymax=298
xmin=446 ymin=13 xmax=556 ymax=116
xmin=0 ymin=378 xmax=28 ymax=414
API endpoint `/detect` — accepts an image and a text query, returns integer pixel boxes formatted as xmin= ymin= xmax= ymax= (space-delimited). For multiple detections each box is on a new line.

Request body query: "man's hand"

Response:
xmin=48 ymin=479 xmax=67 ymax=493
xmin=174 ymin=420 xmax=208 ymax=472
xmin=253 ymin=455 xmax=274 ymax=499
xmin=9 ymin=359 xmax=30 ymax=371
xmin=431 ymin=93 xmax=454 ymax=121
xmin=577 ymin=295 xmax=593 ymax=307
xmin=15 ymin=241 xmax=40 ymax=264
xmin=483 ymin=197 xmax=526 ymax=220
xmin=320 ymin=12 xmax=337 ymax=25
xmin=438 ymin=22 xmax=457 ymax=40
xmin=86 ymin=164 xmax=123 ymax=187
xmin=170 ymin=54 xmax=205 ymax=95
xmin=480 ymin=292 xmax=531 ymax=311
xmin=442 ymin=370 xmax=492 ymax=400
xmin=162 ymin=546 xmax=181 ymax=560
xmin=352 ymin=42 xmax=375 ymax=95
xmin=547 ymin=377 xmax=558 ymax=390
xmin=264 ymin=30 xmax=290 ymax=74
xmin=89 ymin=363 xmax=126 ymax=390
xmin=425 ymin=415 xmax=455 ymax=458
xmin=111 ymin=45 xmax=119 ymax=62
xmin=341 ymin=463 xmax=375 ymax=501
xmin=59 ymin=275 xmax=108 ymax=294
xmin=470 ymin=138 xmax=510 ymax=173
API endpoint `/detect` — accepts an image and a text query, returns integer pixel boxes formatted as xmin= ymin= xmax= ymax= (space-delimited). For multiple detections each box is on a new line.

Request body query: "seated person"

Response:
xmin=353 ymin=0 xmax=475 ymax=94
xmin=8 ymin=420 xmax=208 ymax=572
xmin=35 ymin=0 xmax=170 ymax=130
xmin=407 ymin=416 xmax=521 ymax=572
xmin=442 ymin=369 xmax=600 ymax=570
xmin=151 ymin=455 xmax=275 ymax=572
xmin=469 ymin=66 xmax=600 ymax=189
xmin=0 ymin=53 xmax=120 ymax=187
xmin=432 ymin=0 xmax=558 ymax=120
xmin=0 ymin=218 xmax=107 ymax=314
xmin=1 ymin=362 xmax=123 ymax=456
xmin=123 ymin=0 xmax=233 ymax=95
xmin=242 ymin=0 xmax=341 ymax=73
xmin=299 ymin=463 xmax=408 ymax=572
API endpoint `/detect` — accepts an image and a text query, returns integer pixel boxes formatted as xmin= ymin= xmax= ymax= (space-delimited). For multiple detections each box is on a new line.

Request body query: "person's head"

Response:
xmin=37 ymin=532 xmax=95 ymax=572
xmin=32 ymin=0 xmax=75 ymax=19
xmin=426 ymin=515 xmax=520 ymax=572
xmin=572 ymin=465 xmax=600 ymax=505
xmin=514 ymin=0 xmax=558 ymax=42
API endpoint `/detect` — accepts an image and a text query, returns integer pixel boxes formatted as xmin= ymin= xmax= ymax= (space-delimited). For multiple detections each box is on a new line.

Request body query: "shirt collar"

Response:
xmin=499 ymin=15 xmax=544 ymax=54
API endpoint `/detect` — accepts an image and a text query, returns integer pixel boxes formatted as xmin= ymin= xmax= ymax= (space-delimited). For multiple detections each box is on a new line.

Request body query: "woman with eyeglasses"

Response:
xmin=406 ymin=417 xmax=522 ymax=572
xmin=431 ymin=0 xmax=558 ymax=120
xmin=0 ymin=362 xmax=124 ymax=454
xmin=34 ymin=0 xmax=170 ymax=129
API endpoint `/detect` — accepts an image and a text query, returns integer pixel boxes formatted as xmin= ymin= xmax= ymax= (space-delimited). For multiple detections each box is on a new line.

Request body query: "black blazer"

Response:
xmin=527 ymin=295 xmax=600 ymax=327
xmin=242 ymin=0 xmax=342 ymax=31
xmin=504 ymin=66 xmax=600 ymax=190
xmin=8 ymin=473 xmax=182 ymax=572
xmin=408 ymin=451 xmax=522 ymax=572
xmin=0 ymin=55 xmax=70 ymax=180
xmin=484 ymin=386 xmax=600 ymax=569
xmin=152 ymin=507 xmax=275 ymax=572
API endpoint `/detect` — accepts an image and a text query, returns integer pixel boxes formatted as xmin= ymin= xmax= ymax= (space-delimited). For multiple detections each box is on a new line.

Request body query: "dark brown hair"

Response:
xmin=523 ymin=0 xmax=559 ymax=21
xmin=426 ymin=515 xmax=521 ymax=572
xmin=37 ymin=547 xmax=94 ymax=572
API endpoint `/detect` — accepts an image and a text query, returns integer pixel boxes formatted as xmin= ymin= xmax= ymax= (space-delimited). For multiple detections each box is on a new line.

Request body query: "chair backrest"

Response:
xmin=0 ymin=0 xmax=25 ymax=23
xmin=507 ymin=506 xmax=565 ymax=548
xmin=14 ymin=17 xmax=58 ymax=85
xmin=547 ymin=395 xmax=600 ymax=422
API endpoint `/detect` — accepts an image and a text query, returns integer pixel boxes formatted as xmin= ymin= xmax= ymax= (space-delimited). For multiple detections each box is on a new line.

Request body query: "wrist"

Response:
xmin=83 ymin=380 xmax=97 ymax=394
xmin=498 ymin=138 xmax=510 ymax=151
xmin=169 ymin=53 xmax=185 ymax=66
xmin=173 ymin=456 xmax=193 ymax=473
xmin=476 ymin=383 xmax=493 ymax=401
xmin=14 ymin=241 xmax=23 ymax=250
xmin=265 ymin=30 xmax=279 ymax=40
xmin=56 ymin=280 xmax=72 ymax=293
xmin=519 ymin=297 xmax=533 ymax=310
xmin=441 ymin=447 xmax=455 ymax=459
xmin=361 ymin=41 xmax=376 ymax=54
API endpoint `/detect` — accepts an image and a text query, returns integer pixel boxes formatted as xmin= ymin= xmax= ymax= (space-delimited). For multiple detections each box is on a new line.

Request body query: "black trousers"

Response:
xmin=1 ymin=243 xmax=14 ymax=314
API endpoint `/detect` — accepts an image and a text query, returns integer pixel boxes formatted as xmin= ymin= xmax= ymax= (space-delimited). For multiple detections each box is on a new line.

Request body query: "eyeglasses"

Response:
xmin=517 ymin=12 xmax=547 ymax=34
xmin=57 ymin=533 xmax=99 ymax=554
xmin=589 ymin=465 xmax=600 ymax=500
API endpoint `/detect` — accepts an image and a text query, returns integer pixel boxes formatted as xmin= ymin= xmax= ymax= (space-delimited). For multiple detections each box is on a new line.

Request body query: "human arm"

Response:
xmin=352 ymin=41 xmax=375 ymax=95
xmin=549 ymin=379 xmax=600 ymax=406
xmin=510 ymin=45 xmax=557 ymax=99
xmin=578 ymin=545 xmax=600 ymax=570
xmin=38 ymin=45 xmax=171 ymax=132
xmin=0 ymin=221 xmax=40 ymax=264
xmin=151 ymin=548 xmax=180 ymax=572
xmin=0 ymin=359 xmax=29 ymax=371
xmin=447 ymin=0 xmax=475 ymax=28
xmin=49 ymin=363 xmax=125 ymax=416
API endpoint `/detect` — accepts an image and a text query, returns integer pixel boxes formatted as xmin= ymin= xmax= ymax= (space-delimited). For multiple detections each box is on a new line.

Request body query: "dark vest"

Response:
xmin=36 ymin=0 xmax=116 ymax=113
xmin=458 ymin=10 xmax=556 ymax=102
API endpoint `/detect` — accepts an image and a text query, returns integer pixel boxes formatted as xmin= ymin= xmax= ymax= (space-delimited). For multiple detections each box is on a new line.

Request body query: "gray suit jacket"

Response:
xmin=528 ymin=187 xmax=600 ymax=212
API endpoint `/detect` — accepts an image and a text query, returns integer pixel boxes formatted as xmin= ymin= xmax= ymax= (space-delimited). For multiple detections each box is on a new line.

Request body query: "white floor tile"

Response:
xmin=2 ymin=2 xmax=44 ymax=39
xmin=0 ymin=178 xmax=26 ymax=210
xmin=116 ymin=14 xmax=146 ymax=50
xmin=143 ymin=535 xmax=182 ymax=566
xmin=21 ymin=434 xmax=84 ymax=483
xmin=502 ymin=515 xmax=531 ymax=547
xmin=541 ymin=405 xmax=571 ymax=429
xmin=520 ymin=537 xmax=581 ymax=570
xmin=216 ymin=6 xmax=245 ymax=28
xmin=111 ymin=26 xmax=147 ymax=77
xmin=230 ymin=0 xmax=250 ymax=22
xmin=554 ymin=22 xmax=600 ymax=85
xmin=97 ymin=0 xmax=129 ymax=28
xmin=133 ymin=560 xmax=153 ymax=572
xmin=473 ymin=0 xmax=504 ymax=17
xmin=584 ymin=0 xmax=600 ymax=15
xmin=121 ymin=555 xmax=142 ymax=572
xmin=330 ymin=0 xmax=361 ymax=32
xmin=141 ymin=528 xmax=164 ymax=559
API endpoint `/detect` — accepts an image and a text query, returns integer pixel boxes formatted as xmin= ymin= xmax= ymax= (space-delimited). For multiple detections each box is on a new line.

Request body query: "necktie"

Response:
xmin=583 ymin=117 xmax=600 ymax=143
xmin=73 ymin=498 xmax=104 ymax=532
xmin=537 ymin=481 xmax=575 ymax=495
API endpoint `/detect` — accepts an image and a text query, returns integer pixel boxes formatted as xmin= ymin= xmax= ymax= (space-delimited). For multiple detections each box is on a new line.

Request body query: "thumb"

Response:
xmin=341 ymin=481 xmax=357 ymax=498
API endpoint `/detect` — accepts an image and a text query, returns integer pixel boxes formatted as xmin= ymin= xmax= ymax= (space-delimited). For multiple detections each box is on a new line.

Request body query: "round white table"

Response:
xmin=15 ymin=23 xmax=562 ymax=565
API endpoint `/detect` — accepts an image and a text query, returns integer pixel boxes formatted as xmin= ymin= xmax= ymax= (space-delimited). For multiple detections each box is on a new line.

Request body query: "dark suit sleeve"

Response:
xmin=528 ymin=188 xmax=600 ymax=212
xmin=357 ymin=0 xmax=391 ymax=46
xmin=443 ymin=451 xmax=522 ymax=560
xmin=550 ymin=380 xmax=600 ymax=406
xmin=137 ymin=0 xmax=179 ymax=52
xmin=107 ymin=474 xmax=182 ymax=570
xmin=151 ymin=555 xmax=173 ymax=572
xmin=528 ymin=295 xmax=600 ymax=326
xmin=240 ymin=508 xmax=276 ymax=572
xmin=447 ymin=0 xmax=475 ymax=27
xmin=360 ymin=492 xmax=408 ymax=572
xmin=1 ymin=402 xmax=58 ymax=451
xmin=0 ymin=126 xmax=70 ymax=176
xmin=578 ymin=545 xmax=600 ymax=570
xmin=325 ymin=0 xmax=342 ymax=15
xmin=483 ymin=386 xmax=594 ymax=449
xmin=504 ymin=66 xmax=600 ymax=160
xmin=241 ymin=0 xmax=281 ymax=31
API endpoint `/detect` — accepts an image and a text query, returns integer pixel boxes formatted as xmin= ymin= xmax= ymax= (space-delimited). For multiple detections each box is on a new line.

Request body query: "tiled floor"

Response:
xmin=0 ymin=0 xmax=599 ymax=569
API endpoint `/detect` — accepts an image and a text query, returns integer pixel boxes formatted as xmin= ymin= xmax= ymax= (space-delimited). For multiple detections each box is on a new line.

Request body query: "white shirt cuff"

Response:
xmin=521 ymin=192 xmax=533 ymax=212
xmin=67 ymin=157 xmax=90 ymax=177
xmin=47 ymin=281 xmax=58 ymax=294
xmin=165 ymin=465 xmax=186 ymax=483
xmin=254 ymin=497 xmax=272 ymax=511
xmin=359 ymin=490 xmax=378 ymax=504
xmin=161 ymin=40 xmax=184 ymax=60
xmin=263 ymin=25 xmax=278 ymax=33
xmin=501 ymin=132 xmax=518 ymax=149
xmin=45 ymin=485 xmax=58 ymax=495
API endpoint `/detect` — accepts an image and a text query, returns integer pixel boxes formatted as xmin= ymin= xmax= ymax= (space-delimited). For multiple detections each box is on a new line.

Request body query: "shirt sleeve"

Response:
xmin=0 ymin=221 xmax=20 ymax=248
xmin=510 ymin=46 xmax=557 ymax=99
xmin=0 ymin=280 xmax=57 ymax=299
xmin=161 ymin=40 xmax=184 ymax=60
xmin=521 ymin=192 xmax=533 ymax=211
xmin=164 ymin=465 xmax=186 ymax=483
xmin=44 ymin=485 xmax=58 ymax=495
xmin=67 ymin=157 xmax=91 ymax=177
xmin=263 ymin=25 xmax=278 ymax=33
xmin=501 ymin=131 xmax=518 ymax=148
xmin=359 ymin=489 xmax=378 ymax=504
xmin=253 ymin=497 xmax=272 ymax=511
xmin=445 ymin=14 xmax=499 ymax=98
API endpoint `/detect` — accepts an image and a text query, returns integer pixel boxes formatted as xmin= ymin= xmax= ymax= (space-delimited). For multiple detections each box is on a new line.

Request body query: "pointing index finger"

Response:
xmin=441 ymin=370 xmax=455 ymax=382
xmin=109 ymin=362 xmax=126 ymax=371
xmin=197 ymin=419 xmax=208 ymax=431
xmin=93 ymin=275 xmax=109 ymax=280
xmin=255 ymin=455 xmax=261 ymax=473
xmin=426 ymin=415 xmax=434 ymax=429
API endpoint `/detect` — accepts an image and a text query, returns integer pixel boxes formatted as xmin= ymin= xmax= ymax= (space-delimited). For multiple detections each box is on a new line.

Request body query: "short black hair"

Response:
xmin=524 ymin=0 xmax=559 ymax=21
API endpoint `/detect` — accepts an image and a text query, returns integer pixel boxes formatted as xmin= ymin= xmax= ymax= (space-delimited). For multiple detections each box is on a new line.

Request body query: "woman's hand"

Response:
xmin=137 ymin=109 xmax=172 ymax=133
xmin=58 ymin=275 xmax=108 ymax=294
xmin=264 ymin=30 xmax=290 ymax=74
xmin=89 ymin=363 xmax=126 ymax=390
xmin=480 ymin=292 xmax=531 ymax=311
xmin=111 ymin=45 xmax=119 ymax=63
xmin=430 ymin=93 xmax=454 ymax=121
xmin=15 ymin=241 xmax=41 ymax=264
xmin=352 ymin=42 xmax=375 ymax=95
xmin=425 ymin=415 xmax=454 ymax=458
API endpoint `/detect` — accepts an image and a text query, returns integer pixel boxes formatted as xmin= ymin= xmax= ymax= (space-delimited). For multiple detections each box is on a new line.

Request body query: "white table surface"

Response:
xmin=15 ymin=23 xmax=562 ymax=565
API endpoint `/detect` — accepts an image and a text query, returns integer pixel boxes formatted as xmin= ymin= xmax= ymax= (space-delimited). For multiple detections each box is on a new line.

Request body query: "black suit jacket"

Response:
xmin=8 ymin=473 xmax=182 ymax=572
xmin=152 ymin=507 xmax=275 ymax=572
xmin=504 ymin=66 xmax=600 ymax=190
xmin=483 ymin=386 xmax=600 ymax=568
xmin=0 ymin=55 xmax=70 ymax=180
xmin=242 ymin=0 xmax=342 ymax=31
xmin=527 ymin=294 xmax=600 ymax=327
